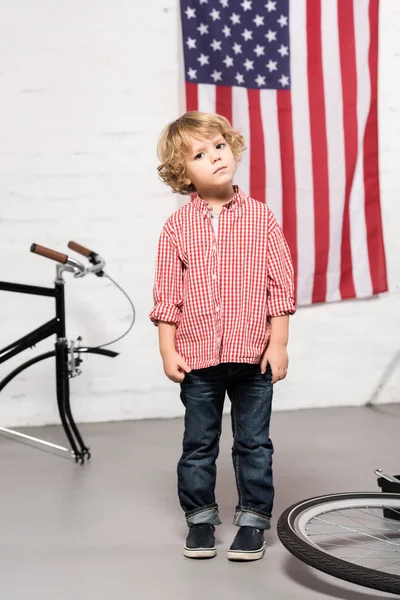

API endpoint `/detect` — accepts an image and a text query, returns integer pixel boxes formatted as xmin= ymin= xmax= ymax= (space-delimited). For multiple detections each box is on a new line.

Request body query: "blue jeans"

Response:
xmin=178 ymin=362 xmax=274 ymax=530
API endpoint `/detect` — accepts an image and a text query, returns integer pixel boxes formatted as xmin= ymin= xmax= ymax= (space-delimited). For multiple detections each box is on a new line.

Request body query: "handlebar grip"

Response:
xmin=30 ymin=243 xmax=68 ymax=264
xmin=68 ymin=241 xmax=94 ymax=257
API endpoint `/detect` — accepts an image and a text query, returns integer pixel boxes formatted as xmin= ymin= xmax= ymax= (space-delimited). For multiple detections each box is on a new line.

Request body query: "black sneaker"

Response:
xmin=183 ymin=524 xmax=217 ymax=558
xmin=227 ymin=526 xmax=266 ymax=561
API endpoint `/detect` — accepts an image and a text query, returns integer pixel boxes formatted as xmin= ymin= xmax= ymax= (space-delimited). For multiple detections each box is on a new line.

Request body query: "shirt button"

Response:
xmin=212 ymin=274 xmax=217 ymax=280
xmin=216 ymin=307 xmax=220 ymax=312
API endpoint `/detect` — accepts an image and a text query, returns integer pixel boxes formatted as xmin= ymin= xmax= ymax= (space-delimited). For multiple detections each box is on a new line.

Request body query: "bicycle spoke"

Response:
xmin=350 ymin=540 xmax=400 ymax=564
xmin=391 ymin=562 xmax=400 ymax=575
xmin=306 ymin=530 xmax=372 ymax=544
xmin=363 ymin=559 xmax=400 ymax=572
xmin=309 ymin=515 xmax=400 ymax=547
xmin=356 ymin=506 xmax=400 ymax=531
xmin=329 ymin=510 xmax=395 ymax=542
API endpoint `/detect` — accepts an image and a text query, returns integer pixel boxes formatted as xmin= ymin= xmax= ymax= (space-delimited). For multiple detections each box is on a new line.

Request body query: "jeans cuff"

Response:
xmin=186 ymin=506 xmax=221 ymax=526
xmin=234 ymin=509 xmax=271 ymax=530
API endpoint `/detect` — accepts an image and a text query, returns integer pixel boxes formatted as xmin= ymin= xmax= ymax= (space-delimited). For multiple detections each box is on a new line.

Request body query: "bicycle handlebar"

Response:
xmin=30 ymin=241 xmax=105 ymax=278
xmin=30 ymin=244 xmax=68 ymax=264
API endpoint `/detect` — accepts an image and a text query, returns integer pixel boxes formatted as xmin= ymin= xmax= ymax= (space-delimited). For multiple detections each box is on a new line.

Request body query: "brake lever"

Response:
xmin=72 ymin=255 xmax=105 ymax=278
xmin=67 ymin=242 xmax=106 ymax=277
xmin=86 ymin=254 xmax=106 ymax=277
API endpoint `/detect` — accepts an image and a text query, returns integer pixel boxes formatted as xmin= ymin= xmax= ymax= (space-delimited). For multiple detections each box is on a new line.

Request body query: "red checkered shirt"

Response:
xmin=149 ymin=187 xmax=296 ymax=370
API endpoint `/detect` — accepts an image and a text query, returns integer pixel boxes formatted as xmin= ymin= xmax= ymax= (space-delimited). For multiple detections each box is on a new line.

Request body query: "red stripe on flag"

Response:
xmin=338 ymin=0 xmax=357 ymax=299
xmin=364 ymin=0 xmax=388 ymax=294
xmin=307 ymin=0 xmax=329 ymax=303
xmin=186 ymin=82 xmax=198 ymax=112
xmin=277 ymin=90 xmax=297 ymax=302
xmin=247 ymin=89 xmax=266 ymax=203
xmin=216 ymin=85 xmax=232 ymax=124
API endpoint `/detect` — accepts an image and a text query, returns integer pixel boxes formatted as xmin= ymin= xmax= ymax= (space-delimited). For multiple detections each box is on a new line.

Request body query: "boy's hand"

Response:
xmin=260 ymin=342 xmax=288 ymax=384
xmin=162 ymin=350 xmax=192 ymax=383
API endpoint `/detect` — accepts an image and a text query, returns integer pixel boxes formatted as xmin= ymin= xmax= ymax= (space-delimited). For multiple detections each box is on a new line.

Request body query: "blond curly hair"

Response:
xmin=157 ymin=111 xmax=246 ymax=195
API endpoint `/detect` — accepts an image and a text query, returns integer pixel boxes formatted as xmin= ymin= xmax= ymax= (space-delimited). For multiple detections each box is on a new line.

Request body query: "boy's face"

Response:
xmin=183 ymin=132 xmax=237 ymax=193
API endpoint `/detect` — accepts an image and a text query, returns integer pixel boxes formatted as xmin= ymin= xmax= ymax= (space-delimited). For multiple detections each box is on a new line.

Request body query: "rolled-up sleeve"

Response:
xmin=149 ymin=228 xmax=184 ymax=327
xmin=267 ymin=213 xmax=296 ymax=318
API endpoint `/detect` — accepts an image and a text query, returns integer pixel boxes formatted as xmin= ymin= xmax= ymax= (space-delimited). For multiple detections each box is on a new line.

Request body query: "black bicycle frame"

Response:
xmin=0 ymin=279 xmax=117 ymax=463
xmin=0 ymin=280 xmax=65 ymax=362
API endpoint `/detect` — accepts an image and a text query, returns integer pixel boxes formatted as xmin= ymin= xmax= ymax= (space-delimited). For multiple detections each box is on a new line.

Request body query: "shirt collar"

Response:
xmin=190 ymin=185 xmax=247 ymax=215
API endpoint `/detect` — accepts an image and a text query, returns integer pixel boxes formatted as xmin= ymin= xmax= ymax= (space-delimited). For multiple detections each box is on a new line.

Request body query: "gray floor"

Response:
xmin=1 ymin=404 xmax=400 ymax=600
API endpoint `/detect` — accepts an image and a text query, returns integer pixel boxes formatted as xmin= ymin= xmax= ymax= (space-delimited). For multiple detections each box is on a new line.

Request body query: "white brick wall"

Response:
xmin=0 ymin=0 xmax=399 ymax=427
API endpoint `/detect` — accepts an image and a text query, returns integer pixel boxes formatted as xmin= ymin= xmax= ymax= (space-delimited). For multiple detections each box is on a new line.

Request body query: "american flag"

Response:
xmin=180 ymin=0 xmax=388 ymax=306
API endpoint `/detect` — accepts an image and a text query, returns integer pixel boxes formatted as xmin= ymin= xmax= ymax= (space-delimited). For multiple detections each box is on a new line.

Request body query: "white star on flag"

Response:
xmin=210 ymin=8 xmax=220 ymax=20
xmin=197 ymin=53 xmax=210 ymax=65
xmin=210 ymin=39 xmax=222 ymax=51
xmin=265 ymin=0 xmax=276 ymax=11
xmin=222 ymin=25 xmax=231 ymax=37
xmin=243 ymin=58 xmax=254 ymax=71
xmin=241 ymin=0 xmax=252 ymax=11
xmin=211 ymin=70 xmax=222 ymax=82
xmin=242 ymin=29 xmax=253 ymax=41
xmin=232 ymin=42 xmax=242 ymax=54
xmin=278 ymin=44 xmax=289 ymax=57
xmin=254 ymin=44 xmax=265 ymax=57
xmin=230 ymin=13 xmax=241 ymax=25
xmin=235 ymin=72 xmax=244 ymax=84
xmin=197 ymin=23 xmax=209 ymax=35
xmin=187 ymin=68 xmax=197 ymax=79
xmin=186 ymin=37 xmax=197 ymax=49
xmin=267 ymin=59 xmax=277 ymax=72
xmin=265 ymin=30 xmax=277 ymax=42
xmin=255 ymin=74 xmax=266 ymax=87
xmin=279 ymin=74 xmax=289 ymax=86
xmin=278 ymin=15 xmax=288 ymax=27
xmin=185 ymin=7 xmax=196 ymax=19
xmin=223 ymin=55 xmax=234 ymax=67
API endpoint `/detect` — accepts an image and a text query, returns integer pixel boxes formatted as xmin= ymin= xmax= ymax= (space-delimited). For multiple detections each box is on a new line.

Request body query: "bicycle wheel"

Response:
xmin=277 ymin=492 xmax=400 ymax=595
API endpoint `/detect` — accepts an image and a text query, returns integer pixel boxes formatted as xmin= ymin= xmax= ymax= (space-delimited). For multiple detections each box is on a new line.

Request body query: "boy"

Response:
xmin=149 ymin=111 xmax=295 ymax=561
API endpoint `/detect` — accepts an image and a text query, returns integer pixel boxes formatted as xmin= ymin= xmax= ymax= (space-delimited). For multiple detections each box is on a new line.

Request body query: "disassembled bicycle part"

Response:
xmin=278 ymin=492 xmax=400 ymax=595
xmin=0 ymin=241 xmax=125 ymax=464
xmin=0 ymin=425 xmax=79 ymax=461
xmin=374 ymin=469 xmax=400 ymax=484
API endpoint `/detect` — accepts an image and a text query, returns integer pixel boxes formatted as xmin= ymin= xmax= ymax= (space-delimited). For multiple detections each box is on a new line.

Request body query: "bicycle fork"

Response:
xmin=54 ymin=271 xmax=89 ymax=464
xmin=55 ymin=338 xmax=90 ymax=464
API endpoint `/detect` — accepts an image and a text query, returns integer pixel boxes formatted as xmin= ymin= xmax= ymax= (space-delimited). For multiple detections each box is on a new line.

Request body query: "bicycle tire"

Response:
xmin=277 ymin=492 xmax=400 ymax=595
